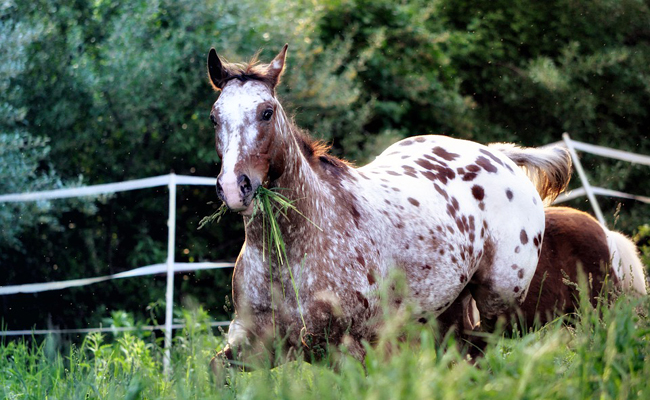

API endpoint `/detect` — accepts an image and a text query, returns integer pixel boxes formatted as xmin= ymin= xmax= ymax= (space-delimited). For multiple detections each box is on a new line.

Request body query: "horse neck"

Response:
xmin=244 ymin=106 xmax=334 ymax=254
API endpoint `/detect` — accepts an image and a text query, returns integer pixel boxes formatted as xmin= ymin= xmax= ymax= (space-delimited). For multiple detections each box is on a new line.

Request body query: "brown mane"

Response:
xmin=291 ymin=123 xmax=352 ymax=171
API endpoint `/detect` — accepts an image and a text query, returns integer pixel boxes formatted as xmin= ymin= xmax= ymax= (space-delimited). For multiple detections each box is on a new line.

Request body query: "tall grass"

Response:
xmin=2 ymin=288 xmax=649 ymax=399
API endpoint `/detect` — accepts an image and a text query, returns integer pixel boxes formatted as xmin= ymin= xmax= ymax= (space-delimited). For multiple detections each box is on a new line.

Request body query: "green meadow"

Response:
xmin=2 ymin=290 xmax=648 ymax=400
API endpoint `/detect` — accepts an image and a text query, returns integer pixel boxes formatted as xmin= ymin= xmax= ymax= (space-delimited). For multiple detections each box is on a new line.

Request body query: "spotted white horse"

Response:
xmin=206 ymin=45 xmax=572 ymax=367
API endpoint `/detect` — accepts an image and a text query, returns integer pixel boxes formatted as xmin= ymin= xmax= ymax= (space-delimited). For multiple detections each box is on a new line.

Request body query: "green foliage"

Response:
xmin=316 ymin=0 xmax=474 ymax=161
xmin=0 ymin=14 xmax=88 ymax=249
xmin=0 ymin=133 xmax=59 ymax=248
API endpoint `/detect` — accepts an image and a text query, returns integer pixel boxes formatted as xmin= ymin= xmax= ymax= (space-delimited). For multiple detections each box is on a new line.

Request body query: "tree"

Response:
xmin=0 ymin=14 xmax=87 ymax=249
xmin=439 ymin=0 xmax=650 ymax=230
xmin=316 ymin=0 xmax=474 ymax=162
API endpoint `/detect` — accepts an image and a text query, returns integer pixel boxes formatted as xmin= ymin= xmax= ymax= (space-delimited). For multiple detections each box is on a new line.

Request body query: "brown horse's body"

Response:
xmin=439 ymin=206 xmax=647 ymax=339
xmin=521 ymin=207 xmax=611 ymax=324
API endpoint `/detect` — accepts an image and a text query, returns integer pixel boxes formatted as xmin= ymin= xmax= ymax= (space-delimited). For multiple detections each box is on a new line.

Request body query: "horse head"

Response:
xmin=207 ymin=45 xmax=289 ymax=214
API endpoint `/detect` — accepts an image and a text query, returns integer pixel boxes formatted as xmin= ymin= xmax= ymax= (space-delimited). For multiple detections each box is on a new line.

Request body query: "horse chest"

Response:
xmin=236 ymin=238 xmax=377 ymax=319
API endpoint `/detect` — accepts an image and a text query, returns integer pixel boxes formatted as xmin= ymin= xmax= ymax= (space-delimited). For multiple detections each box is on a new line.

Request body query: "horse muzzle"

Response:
xmin=216 ymin=173 xmax=258 ymax=214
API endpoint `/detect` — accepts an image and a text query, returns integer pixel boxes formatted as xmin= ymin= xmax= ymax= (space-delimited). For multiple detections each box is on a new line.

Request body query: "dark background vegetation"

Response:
xmin=1 ymin=0 xmax=649 ymax=334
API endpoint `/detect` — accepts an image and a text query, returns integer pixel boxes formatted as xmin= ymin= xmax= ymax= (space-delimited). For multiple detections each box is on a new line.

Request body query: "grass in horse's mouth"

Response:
xmin=198 ymin=202 xmax=228 ymax=229
xmin=198 ymin=186 xmax=318 ymax=231
xmin=199 ymin=186 xmax=320 ymax=333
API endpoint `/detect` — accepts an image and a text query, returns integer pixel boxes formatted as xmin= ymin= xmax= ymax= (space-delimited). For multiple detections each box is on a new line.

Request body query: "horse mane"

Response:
xmin=292 ymin=124 xmax=352 ymax=171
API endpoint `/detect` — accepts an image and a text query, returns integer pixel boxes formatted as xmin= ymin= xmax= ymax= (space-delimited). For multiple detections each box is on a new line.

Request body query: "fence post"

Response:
xmin=163 ymin=173 xmax=177 ymax=376
xmin=562 ymin=133 xmax=606 ymax=226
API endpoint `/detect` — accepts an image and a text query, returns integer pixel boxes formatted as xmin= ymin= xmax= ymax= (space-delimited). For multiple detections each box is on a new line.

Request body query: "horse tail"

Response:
xmin=489 ymin=143 xmax=572 ymax=205
xmin=605 ymin=230 xmax=647 ymax=295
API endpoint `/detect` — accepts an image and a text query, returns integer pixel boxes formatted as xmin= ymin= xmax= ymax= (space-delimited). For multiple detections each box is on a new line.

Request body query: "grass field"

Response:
xmin=2 ymin=289 xmax=649 ymax=400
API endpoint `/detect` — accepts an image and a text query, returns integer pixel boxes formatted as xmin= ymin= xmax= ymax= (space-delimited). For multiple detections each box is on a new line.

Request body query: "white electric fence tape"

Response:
xmin=569 ymin=139 xmax=650 ymax=167
xmin=550 ymin=136 xmax=650 ymax=205
xmin=0 ymin=174 xmax=217 ymax=203
xmin=0 ymin=321 xmax=231 ymax=337
xmin=0 ymin=262 xmax=234 ymax=295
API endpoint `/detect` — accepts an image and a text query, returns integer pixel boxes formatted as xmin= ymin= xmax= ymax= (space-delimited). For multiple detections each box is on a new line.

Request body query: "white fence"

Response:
xmin=554 ymin=133 xmax=650 ymax=226
xmin=0 ymin=173 xmax=234 ymax=373
xmin=1 ymin=135 xmax=649 ymax=373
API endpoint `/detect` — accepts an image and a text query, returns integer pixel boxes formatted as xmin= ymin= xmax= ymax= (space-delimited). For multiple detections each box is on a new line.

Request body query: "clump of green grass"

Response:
xmin=198 ymin=202 xmax=228 ymax=230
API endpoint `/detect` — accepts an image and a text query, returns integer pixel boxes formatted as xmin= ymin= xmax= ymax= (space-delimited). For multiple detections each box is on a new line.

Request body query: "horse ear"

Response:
xmin=266 ymin=44 xmax=288 ymax=88
xmin=208 ymin=48 xmax=229 ymax=90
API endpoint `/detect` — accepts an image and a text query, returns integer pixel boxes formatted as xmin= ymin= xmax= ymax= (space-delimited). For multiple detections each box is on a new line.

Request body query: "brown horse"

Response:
xmin=439 ymin=206 xmax=647 ymax=341
xmin=205 ymin=45 xmax=572 ymax=368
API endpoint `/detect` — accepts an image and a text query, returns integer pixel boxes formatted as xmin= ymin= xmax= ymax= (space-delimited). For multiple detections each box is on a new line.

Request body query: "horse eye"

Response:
xmin=262 ymin=109 xmax=273 ymax=121
xmin=210 ymin=114 xmax=218 ymax=126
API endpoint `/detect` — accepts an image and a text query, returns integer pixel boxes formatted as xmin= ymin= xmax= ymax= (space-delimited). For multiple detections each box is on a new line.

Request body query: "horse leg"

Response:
xmin=211 ymin=318 xmax=252 ymax=373
xmin=436 ymin=286 xmax=476 ymax=337
xmin=210 ymin=313 xmax=278 ymax=373
xmin=470 ymin=236 xmax=540 ymax=334
xmin=300 ymin=295 xmax=368 ymax=365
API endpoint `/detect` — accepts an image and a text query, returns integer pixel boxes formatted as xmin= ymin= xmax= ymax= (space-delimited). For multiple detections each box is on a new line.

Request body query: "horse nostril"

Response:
xmin=238 ymin=174 xmax=252 ymax=197
xmin=216 ymin=180 xmax=225 ymax=201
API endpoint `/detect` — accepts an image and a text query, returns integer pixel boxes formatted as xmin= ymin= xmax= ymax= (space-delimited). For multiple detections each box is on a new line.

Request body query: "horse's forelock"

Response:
xmin=219 ymin=54 xmax=279 ymax=90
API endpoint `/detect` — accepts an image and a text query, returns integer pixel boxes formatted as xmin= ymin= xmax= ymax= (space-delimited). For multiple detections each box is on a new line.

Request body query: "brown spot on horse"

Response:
xmin=462 ymin=173 xmax=478 ymax=181
xmin=433 ymin=146 xmax=460 ymax=161
xmin=472 ymin=185 xmax=485 ymax=201
xmin=520 ymin=229 xmax=528 ymax=245
xmin=475 ymin=156 xmax=498 ymax=173
xmin=434 ymin=183 xmax=449 ymax=200
xmin=480 ymin=148 xmax=505 ymax=167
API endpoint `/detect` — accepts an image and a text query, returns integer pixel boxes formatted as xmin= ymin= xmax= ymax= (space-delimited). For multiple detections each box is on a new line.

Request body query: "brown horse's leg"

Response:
xmin=437 ymin=286 xmax=476 ymax=337
xmin=436 ymin=286 xmax=490 ymax=359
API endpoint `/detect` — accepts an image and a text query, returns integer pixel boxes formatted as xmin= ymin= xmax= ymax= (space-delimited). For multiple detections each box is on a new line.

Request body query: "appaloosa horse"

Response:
xmin=440 ymin=206 xmax=647 ymax=339
xmin=205 ymin=45 xmax=572 ymax=367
